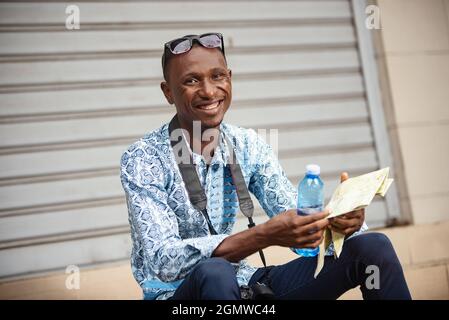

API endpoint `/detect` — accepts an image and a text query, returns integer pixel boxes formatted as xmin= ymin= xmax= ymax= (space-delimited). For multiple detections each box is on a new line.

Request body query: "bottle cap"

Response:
xmin=306 ymin=164 xmax=320 ymax=175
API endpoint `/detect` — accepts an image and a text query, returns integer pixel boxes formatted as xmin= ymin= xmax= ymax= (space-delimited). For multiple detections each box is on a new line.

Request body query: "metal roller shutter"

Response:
xmin=0 ymin=0 xmax=400 ymax=279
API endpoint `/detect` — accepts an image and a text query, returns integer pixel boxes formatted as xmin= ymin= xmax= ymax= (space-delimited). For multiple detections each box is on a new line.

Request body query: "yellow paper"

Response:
xmin=327 ymin=167 xmax=392 ymax=219
xmin=313 ymin=167 xmax=393 ymax=278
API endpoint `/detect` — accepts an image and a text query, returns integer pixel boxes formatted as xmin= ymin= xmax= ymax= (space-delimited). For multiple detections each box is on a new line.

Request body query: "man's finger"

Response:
xmin=343 ymin=227 xmax=359 ymax=235
xmin=297 ymin=209 xmax=329 ymax=226
xmin=329 ymin=224 xmax=360 ymax=236
xmin=341 ymin=209 xmax=363 ymax=219
xmin=340 ymin=172 xmax=349 ymax=183
xmin=331 ymin=217 xmax=351 ymax=227
xmin=329 ymin=225 xmax=343 ymax=234
xmin=301 ymin=230 xmax=324 ymax=244
xmin=299 ymin=233 xmax=325 ymax=248
xmin=331 ymin=217 xmax=360 ymax=229
xmin=303 ymin=218 xmax=329 ymax=234
xmin=330 ymin=220 xmax=346 ymax=231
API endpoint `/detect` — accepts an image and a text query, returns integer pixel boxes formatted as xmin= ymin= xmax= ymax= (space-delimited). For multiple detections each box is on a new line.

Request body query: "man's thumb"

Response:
xmin=340 ymin=172 xmax=349 ymax=183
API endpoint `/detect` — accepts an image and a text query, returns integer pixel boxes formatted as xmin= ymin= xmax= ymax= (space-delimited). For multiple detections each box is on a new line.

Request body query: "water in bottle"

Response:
xmin=293 ymin=164 xmax=324 ymax=257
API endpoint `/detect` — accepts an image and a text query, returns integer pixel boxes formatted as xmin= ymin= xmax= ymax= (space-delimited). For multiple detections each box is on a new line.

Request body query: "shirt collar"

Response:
xmin=179 ymin=123 xmax=229 ymax=168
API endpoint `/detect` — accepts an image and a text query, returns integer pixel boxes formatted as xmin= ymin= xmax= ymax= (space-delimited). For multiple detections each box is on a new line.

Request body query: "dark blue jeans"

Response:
xmin=171 ymin=232 xmax=412 ymax=300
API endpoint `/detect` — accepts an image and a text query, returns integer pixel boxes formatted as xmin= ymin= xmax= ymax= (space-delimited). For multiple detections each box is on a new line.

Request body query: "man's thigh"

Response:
xmin=171 ymin=257 xmax=241 ymax=300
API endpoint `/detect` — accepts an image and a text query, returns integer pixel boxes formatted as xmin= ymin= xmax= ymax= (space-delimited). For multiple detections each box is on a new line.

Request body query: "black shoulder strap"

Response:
xmin=168 ymin=116 xmax=216 ymax=234
xmin=168 ymin=116 xmax=269 ymax=274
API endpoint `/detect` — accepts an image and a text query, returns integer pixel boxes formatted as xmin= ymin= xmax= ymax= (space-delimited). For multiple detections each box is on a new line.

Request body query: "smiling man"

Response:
xmin=120 ymin=33 xmax=411 ymax=300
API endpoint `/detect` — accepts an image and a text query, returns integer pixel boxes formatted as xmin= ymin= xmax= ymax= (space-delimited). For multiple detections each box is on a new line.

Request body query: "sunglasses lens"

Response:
xmin=170 ymin=39 xmax=191 ymax=54
xmin=199 ymin=34 xmax=222 ymax=49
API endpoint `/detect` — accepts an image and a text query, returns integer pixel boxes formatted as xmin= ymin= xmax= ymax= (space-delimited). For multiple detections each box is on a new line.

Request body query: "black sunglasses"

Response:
xmin=162 ymin=33 xmax=225 ymax=68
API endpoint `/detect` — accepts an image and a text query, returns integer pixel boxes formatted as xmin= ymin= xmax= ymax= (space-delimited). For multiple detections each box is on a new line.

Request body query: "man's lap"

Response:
xmin=171 ymin=232 xmax=409 ymax=299
xmin=249 ymin=232 xmax=395 ymax=299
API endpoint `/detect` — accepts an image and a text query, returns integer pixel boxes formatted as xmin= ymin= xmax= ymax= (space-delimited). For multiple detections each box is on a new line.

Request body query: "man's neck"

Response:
xmin=179 ymin=119 xmax=221 ymax=164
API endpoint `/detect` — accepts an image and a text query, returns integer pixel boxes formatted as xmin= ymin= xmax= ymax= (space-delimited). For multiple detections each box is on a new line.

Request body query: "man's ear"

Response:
xmin=160 ymin=81 xmax=174 ymax=105
xmin=227 ymin=69 xmax=232 ymax=79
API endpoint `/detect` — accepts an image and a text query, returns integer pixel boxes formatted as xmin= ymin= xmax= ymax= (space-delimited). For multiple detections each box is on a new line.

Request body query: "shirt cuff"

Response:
xmin=183 ymin=234 xmax=230 ymax=258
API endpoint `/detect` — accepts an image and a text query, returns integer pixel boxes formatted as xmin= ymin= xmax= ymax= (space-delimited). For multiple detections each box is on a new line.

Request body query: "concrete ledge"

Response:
xmin=1 ymin=221 xmax=449 ymax=299
xmin=340 ymin=264 xmax=449 ymax=300
xmin=0 ymin=262 xmax=141 ymax=300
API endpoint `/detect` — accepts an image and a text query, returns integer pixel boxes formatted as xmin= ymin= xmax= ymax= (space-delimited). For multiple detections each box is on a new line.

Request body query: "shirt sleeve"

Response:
xmin=246 ymin=130 xmax=297 ymax=218
xmin=120 ymin=142 xmax=228 ymax=283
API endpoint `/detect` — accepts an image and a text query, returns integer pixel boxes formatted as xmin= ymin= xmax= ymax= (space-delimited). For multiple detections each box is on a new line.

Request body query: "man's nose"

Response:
xmin=198 ymin=79 xmax=217 ymax=99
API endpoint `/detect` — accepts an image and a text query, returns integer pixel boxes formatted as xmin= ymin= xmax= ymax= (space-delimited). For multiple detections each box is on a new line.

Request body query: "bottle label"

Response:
xmin=297 ymin=205 xmax=323 ymax=216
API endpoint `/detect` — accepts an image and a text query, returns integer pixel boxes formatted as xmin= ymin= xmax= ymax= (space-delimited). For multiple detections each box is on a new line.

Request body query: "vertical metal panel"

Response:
xmin=351 ymin=0 xmax=401 ymax=222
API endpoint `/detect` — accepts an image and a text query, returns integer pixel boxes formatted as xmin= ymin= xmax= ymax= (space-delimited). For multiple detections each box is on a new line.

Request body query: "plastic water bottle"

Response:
xmin=293 ymin=164 xmax=324 ymax=257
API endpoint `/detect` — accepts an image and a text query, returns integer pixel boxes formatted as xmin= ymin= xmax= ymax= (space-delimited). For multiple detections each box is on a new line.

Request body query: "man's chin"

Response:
xmin=194 ymin=112 xmax=225 ymax=129
xmin=200 ymin=117 xmax=223 ymax=131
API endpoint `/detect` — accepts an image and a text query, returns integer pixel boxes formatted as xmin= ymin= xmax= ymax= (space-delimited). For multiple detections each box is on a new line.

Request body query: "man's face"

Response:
xmin=161 ymin=45 xmax=232 ymax=130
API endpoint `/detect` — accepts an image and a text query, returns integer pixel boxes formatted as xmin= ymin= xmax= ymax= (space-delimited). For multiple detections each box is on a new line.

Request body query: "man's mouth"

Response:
xmin=194 ymin=99 xmax=223 ymax=111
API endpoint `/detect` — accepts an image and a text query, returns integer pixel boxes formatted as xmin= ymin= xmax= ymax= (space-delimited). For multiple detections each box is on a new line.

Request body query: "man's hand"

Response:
xmin=262 ymin=209 xmax=330 ymax=249
xmin=329 ymin=172 xmax=365 ymax=237
xmin=213 ymin=208 xmax=329 ymax=262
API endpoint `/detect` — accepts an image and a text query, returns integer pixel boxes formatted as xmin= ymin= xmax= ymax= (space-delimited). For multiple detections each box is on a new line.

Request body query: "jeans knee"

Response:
xmin=364 ymin=232 xmax=392 ymax=248
xmin=348 ymin=232 xmax=398 ymax=264
xmin=193 ymin=257 xmax=236 ymax=281
xmin=188 ymin=257 xmax=240 ymax=299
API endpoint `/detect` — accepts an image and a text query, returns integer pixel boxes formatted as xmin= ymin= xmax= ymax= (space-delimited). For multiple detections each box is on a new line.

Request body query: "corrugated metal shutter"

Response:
xmin=0 ymin=0 xmax=400 ymax=279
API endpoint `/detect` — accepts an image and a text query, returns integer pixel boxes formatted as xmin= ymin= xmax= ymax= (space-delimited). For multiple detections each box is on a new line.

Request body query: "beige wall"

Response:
xmin=376 ymin=0 xmax=449 ymax=224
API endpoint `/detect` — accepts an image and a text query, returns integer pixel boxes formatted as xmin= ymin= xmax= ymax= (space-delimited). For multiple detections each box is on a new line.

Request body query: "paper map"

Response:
xmin=313 ymin=167 xmax=394 ymax=278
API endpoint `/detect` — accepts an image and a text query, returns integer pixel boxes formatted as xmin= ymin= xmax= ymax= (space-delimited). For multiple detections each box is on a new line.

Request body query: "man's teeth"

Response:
xmin=198 ymin=101 xmax=220 ymax=110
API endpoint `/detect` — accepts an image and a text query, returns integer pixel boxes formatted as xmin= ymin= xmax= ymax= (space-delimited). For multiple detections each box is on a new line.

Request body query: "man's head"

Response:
xmin=160 ymin=33 xmax=232 ymax=131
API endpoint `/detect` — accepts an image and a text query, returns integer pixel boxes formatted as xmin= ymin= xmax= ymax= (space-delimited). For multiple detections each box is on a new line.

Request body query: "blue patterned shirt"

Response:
xmin=120 ymin=121 xmax=366 ymax=300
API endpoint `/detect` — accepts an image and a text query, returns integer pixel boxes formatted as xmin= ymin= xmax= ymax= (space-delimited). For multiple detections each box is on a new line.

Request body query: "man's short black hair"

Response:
xmin=161 ymin=48 xmax=175 ymax=81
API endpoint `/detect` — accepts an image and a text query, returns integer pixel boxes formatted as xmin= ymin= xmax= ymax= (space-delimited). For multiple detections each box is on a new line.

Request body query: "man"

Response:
xmin=120 ymin=33 xmax=411 ymax=300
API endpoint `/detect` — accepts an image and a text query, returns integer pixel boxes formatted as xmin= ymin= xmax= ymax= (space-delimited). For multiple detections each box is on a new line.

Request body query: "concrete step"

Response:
xmin=1 ymin=220 xmax=448 ymax=299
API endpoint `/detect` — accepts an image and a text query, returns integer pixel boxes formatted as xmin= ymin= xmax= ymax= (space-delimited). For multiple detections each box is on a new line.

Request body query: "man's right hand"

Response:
xmin=261 ymin=209 xmax=330 ymax=249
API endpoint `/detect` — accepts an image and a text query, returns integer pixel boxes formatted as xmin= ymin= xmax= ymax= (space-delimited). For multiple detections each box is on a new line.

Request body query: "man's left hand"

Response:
xmin=328 ymin=172 xmax=365 ymax=237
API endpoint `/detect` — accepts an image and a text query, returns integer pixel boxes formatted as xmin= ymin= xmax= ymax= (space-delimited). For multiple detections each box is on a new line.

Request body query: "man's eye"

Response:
xmin=212 ymin=73 xmax=226 ymax=80
xmin=184 ymin=78 xmax=198 ymax=85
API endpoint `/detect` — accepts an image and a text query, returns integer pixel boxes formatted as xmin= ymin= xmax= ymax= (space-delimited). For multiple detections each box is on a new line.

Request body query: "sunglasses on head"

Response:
xmin=162 ymin=33 xmax=225 ymax=67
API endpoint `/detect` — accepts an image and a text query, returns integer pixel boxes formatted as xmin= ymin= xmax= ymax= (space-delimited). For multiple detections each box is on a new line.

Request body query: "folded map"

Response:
xmin=313 ymin=167 xmax=394 ymax=278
